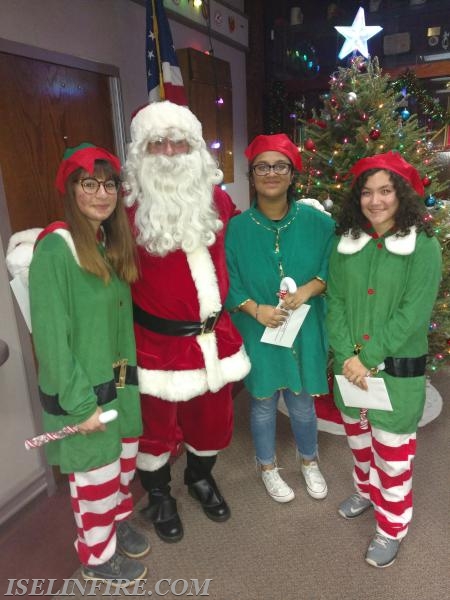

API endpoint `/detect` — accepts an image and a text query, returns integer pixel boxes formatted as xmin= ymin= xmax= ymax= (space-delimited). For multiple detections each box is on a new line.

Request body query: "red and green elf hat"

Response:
xmin=55 ymin=142 xmax=121 ymax=194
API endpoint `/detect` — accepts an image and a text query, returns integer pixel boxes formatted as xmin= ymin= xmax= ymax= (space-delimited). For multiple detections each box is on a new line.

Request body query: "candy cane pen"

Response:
xmin=24 ymin=409 xmax=118 ymax=450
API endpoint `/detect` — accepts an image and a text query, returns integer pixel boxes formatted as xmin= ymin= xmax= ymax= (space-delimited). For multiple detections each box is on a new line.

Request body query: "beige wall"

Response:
xmin=0 ymin=0 xmax=250 ymax=208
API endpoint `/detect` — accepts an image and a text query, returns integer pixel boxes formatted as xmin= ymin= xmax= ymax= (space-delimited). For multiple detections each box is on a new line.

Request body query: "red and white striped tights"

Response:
xmin=341 ymin=414 xmax=416 ymax=540
xmin=69 ymin=438 xmax=139 ymax=566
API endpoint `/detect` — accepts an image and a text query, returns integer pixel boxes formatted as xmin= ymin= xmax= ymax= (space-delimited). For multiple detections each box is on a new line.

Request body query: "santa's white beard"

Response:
xmin=134 ymin=152 xmax=223 ymax=256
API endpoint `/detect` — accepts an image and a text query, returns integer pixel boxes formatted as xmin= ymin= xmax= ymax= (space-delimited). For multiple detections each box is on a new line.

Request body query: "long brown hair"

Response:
xmin=64 ymin=161 xmax=138 ymax=283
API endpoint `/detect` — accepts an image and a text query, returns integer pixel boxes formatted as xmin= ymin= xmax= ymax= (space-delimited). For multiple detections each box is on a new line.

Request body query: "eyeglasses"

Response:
xmin=77 ymin=178 xmax=119 ymax=195
xmin=146 ymin=137 xmax=190 ymax=155
xmin=252 ymin=162 xmax=292 ymax=176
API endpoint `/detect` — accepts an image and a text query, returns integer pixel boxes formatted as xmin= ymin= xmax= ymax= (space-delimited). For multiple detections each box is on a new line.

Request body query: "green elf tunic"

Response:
xmin=225 ymin=201 xmax=335 ymax=399
xmin=29 ymin=229 xmax=142 ymax=473
xmin=327 ymin=227 xmax=442 ymax=434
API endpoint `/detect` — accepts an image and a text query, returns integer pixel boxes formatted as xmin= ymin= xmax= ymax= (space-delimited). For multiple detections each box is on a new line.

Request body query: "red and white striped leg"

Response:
xmin=69 ymin=438 xmax=139 ymax=565
xmin=341 ymin=413 xmax=416 ymax=540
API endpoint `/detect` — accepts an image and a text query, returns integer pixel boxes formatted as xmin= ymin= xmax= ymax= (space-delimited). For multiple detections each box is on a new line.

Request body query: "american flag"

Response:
xmin=146 ymin=0 xmax=187 ymax=105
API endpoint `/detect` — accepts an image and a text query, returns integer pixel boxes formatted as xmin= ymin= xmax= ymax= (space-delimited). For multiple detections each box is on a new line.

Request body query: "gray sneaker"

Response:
xmin=81 ymin=552 xmax=147 ymax=588
xmin=338 ymin=493 xmax=372 ymax=519
xmin=116 ymin=520 xmax=151 ymax=558
xmin=365 ymin=533 xmax=401 ymax=568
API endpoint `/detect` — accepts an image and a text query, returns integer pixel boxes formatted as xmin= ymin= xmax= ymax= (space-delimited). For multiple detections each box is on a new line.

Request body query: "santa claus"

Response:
xmin=124 ymin=101 xmax=250 ymax=543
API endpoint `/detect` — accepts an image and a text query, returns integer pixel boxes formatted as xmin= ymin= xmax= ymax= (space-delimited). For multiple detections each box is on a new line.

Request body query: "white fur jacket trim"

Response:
xmin=337 ymin=226 xmax=417 ymax=256
xmin=137 ymin=344 xmax=250 ymax=402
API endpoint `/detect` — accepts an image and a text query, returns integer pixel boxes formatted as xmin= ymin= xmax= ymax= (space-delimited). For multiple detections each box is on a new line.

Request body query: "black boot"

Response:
xmin=138 ymin=465 xmax=184 ymax=543
xmin=184 ymin=452 xmax=230 ymax=522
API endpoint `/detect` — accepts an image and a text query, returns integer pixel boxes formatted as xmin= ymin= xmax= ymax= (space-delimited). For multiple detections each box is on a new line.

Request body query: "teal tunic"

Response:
xmin=327 ymin=229 xmax=442 ymax=433
xmin=225 ymin=202 xmax=335 ymax=398
xmin=29 ymin=232 xmax=142 ymax=473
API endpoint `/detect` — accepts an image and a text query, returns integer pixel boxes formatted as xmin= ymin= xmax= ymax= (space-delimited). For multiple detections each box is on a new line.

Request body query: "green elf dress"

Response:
xmin=327 ymin=226 xmax=442 ymax=434
xmin=29 ymin=226 xmax=142 ymax=473
xmin=225 ymin=201 xmax=335 ymax=399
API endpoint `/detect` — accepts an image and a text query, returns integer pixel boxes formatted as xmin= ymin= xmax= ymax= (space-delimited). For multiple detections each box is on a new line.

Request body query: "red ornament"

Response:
xmin=369 ymin=128 xmax=381 ymax=140
xmin=304 ymin=138 xmax=316 ymax=151
xmin=307 ymin=118 xmax=327 ymax=129
xmin=422 ymin=176 xmax=432 ymax=187
xmin=330 ymin=97 xmax=339 ymax=108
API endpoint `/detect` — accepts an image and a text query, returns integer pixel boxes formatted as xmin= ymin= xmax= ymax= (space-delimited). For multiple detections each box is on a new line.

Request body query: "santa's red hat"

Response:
xmin=350 ymin=151 xmax=424 ymax=196
xmin=245 ymin=134 xmax=302 ymax=172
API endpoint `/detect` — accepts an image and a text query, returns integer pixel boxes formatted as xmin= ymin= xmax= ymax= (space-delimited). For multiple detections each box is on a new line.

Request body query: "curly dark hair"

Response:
xmin=336 ymin=169 xmax=434 ymax=238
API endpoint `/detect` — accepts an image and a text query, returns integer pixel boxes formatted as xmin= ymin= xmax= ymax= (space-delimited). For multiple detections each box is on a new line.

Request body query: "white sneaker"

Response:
xmin=261 ymin=467 xmax=295 ymax=503
xmin=301 ymin=461 xmax=328 ymax=499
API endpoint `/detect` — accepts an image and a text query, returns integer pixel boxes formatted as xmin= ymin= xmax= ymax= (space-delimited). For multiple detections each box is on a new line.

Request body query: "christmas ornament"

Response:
xmin=401 ymin=108 xmax=411 ymax=120
xmin=425 ymin=195 xmax=436 ymax=207
xmin=335 ymin=7 xmax=382 ymax=59
xmin=369 ymin=128 xmax=381 ymax=140
xmin=304 ymin=138 xmax=317 ymax=151
xmin=422 ymin=176 xmax=432 ymax=187
xmin=347 ymin=92 xmax=357 ymax=103
xmin=323 ymin=197 xmax=334 ymax=210
xmin=330 ymin=97 xmax=339 ymax=108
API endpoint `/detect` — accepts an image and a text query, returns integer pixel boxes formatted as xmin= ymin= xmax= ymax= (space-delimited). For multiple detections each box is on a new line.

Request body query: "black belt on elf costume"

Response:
xmin=383 ymin=355 xmax=427 ymax=378
xmin=133 ymin=302 xmax=223 ymax=337
xmin=39 ymin=364 xmax=138 ymax=416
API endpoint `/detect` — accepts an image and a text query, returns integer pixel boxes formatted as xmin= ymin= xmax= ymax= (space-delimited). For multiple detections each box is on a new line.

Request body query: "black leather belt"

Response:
xmin=384 ymin=355 xmax=427 ymax=378
xmin=39 ymin=365 xmax=138 ymax=416
xmin=133 ymin=302 xmax=222 ymax=337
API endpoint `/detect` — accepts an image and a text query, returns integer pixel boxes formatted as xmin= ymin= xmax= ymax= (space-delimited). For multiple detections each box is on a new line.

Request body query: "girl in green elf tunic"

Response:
xmin=327 ymin=151 xmax=442 ymax=568
xmin=29 ymin=144 xmax=148 ymax=587
xmin=225 ymin=134 xmax=334 ymax=505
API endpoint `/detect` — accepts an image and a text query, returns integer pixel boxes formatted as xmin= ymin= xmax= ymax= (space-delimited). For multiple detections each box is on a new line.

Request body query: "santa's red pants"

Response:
xmin=138 ymin=384 xmax=233 ymax=462
xmin=341 ymin=413 xmax=416 ymax=540
xmin=69 ymin=438 xmax=138 ymax=565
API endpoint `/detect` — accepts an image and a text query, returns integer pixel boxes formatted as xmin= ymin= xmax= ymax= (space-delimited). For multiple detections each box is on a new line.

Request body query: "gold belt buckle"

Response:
xmin=113 ymin=358 xmax=128 ymax=389
xmin=200 ymin=311 xmax=221 ymax=335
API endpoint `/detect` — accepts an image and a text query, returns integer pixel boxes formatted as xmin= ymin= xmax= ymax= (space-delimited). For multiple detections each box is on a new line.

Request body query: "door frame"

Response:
xmin=0 ymin=38 xmax=126 ymax=507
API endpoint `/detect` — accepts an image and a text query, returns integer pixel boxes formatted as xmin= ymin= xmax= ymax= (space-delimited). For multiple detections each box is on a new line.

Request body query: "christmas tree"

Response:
xmin=294 ymin=56 xmax=450 ymax=372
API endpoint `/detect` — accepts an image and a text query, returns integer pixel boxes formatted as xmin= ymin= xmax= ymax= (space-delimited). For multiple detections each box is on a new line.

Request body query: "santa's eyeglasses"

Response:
xmin=146 ymin=137 xmax=190 ymax=155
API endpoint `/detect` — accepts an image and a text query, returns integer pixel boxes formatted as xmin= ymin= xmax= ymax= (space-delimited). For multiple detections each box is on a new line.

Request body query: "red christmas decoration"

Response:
xmin=369 ymin=128 xmax=381 ymax=140
xmin=304 ymin=138 xmax=317 ymax=151
xmin=330 ymin=97 xmax=339 ymax=108
xmin=307 ymin=118 xmax=327 ymax=129
xmin=422 ymin=175 xmax=432 ymax=187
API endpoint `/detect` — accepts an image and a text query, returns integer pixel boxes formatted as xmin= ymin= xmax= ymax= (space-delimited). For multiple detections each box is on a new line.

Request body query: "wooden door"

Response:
xmin=177 ymin=48 xmax=234 ymax=183
xmin=0 ymin=52 xmax=116 ymax=232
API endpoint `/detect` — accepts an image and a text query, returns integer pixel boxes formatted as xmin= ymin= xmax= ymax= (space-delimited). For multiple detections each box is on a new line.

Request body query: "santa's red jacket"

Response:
xmin=128 ymin=186 xmax=251 ymax=402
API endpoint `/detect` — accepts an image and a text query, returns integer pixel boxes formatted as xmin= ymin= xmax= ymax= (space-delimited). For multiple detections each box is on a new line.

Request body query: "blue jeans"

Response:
xmin=250 ymin=389 xmax=318 ymax=465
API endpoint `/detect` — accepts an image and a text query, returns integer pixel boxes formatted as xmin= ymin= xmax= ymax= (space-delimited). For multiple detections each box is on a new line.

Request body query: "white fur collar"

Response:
xmin=337 ymin=226 xmax=417 ymax=255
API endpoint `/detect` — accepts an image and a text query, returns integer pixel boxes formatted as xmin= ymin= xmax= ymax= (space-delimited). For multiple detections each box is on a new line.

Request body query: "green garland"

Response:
xmin=390 ymin=70 xmax=450 ymax=125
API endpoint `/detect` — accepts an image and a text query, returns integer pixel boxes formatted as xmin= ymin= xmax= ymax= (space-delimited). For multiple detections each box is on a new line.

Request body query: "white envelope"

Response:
xmin=335 ymin=375 xmax=393 ymax=411
xmin=260 ymin=304 xmax=310 ymax=348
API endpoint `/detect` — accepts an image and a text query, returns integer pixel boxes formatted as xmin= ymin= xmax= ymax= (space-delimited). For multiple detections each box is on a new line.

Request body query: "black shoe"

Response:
xmin=188 ymin=478 xmax=231 ymax=522
xmin=141 ymin=494 xmax=184 ymax=543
